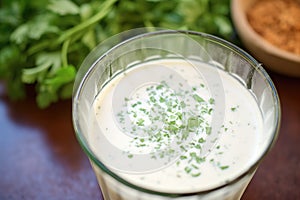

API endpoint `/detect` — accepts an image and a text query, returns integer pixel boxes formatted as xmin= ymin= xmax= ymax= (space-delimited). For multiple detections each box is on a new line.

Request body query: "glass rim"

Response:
xmin=72 ymin=30 xmax=281 ymax=197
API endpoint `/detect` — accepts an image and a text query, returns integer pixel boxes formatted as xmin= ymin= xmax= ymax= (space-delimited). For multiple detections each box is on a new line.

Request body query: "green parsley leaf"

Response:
xmin=22 ymin=52 xmax=61 ymax=84
xmin=47 ymin=0 xmax=80 ymax=15
xmin=0 ymin=0 xmax=237 ymax=108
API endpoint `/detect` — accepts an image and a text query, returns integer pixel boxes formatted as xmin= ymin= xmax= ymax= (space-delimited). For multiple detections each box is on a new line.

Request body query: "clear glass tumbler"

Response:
xmin=72 ymin=30 xmax=280 ymax=200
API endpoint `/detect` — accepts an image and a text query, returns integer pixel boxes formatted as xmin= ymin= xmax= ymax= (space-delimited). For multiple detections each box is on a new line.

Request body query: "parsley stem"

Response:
xmin=27 ymin=40 xmax=54 ymax=55
xmin=56 ymin=0 xmax=117 ymax=44
xmin=61 ymin=39 xmax=70 ymax=67
xmin=28 ymin=0 xmax=116 ymax=57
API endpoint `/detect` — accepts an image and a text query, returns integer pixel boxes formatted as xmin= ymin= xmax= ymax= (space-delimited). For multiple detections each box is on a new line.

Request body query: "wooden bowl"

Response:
xmin=231 ymin=0 xmax=300 ymax=77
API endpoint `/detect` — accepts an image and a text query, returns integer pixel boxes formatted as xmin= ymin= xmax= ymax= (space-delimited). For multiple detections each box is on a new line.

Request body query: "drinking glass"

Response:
xmin=72 ymin=29 xmax=280 ymax=200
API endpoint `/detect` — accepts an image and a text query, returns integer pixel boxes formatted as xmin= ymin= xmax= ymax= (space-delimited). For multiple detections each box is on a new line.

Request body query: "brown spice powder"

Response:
xmin=247 ymin=0 xmax=300 ymax=56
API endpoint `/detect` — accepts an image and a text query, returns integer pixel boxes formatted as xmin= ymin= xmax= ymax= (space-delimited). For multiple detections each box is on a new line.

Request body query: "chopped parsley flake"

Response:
xmin=209 ymin=98 xmax=215 ymax=104
xmin=220 ymin=165 xmax=229 ymax=170
xmin=192 ymin=94 xmax=205 ymax=103
xmin=128 ymin=154 xmax=133 ymax=158
xmin=191 ymin=172 xmax=201 ymax=177
xmin=184 ymin=166 xmax=192 ymax=174
xmin=231 ymin=105 xmax=239 ymax=112
xmin=206 ymin=126 xmax=212 ymax=135
xmin=198 ymin=138 xmax=206 ymax=143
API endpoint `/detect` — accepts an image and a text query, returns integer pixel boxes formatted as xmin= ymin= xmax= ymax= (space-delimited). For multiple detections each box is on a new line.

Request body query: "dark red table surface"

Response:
xmin=0 ymin=71 xmax=299 ymax=200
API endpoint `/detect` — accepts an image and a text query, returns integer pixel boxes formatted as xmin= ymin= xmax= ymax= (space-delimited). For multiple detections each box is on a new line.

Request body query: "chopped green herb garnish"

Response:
xmin=191 ymin=164 xmax=199 ymax=169
xmin=198 ymin=138 xmax=206 ymax=143
xmin=184 ymin=166 xmax=192 ymax=174
xmin=128 ymin=154 xmax=133 ymax=158
xmin=206 ymin=126 xmax=212 ymax=135
xmin=195 ymin=156 xmax=206 ymax=164
xmin=191 ymin=172 xmax=201 ymax=177
xmin=188 ymin=117 xmax=200 ymax=130
xmin=150 ymin=96 xmax=156 ymax=103
xmin=209 ymin=98 xmax=215 ymax=104
xmin=193 ymin=94 xmax=205 ymax=103
xmin=231 ymin=105 xmax=239 ymax=111
xmin=156 ymin=84 xmax=164 ymax=90
xmin=136 ymin=118 xmax=145 ymax=126
xmin=180 ymin=155 xmax=188 ymax=160
xmin=220 ymin=165 xmax=229 ymax=170
xmin=159 ymin=96 xmax=165 ymax=103
xmin=132 ymin=103 xmax=138 ymax=108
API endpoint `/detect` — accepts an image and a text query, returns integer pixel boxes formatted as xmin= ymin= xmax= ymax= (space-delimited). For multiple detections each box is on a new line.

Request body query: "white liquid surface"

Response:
xmin=88 ymin=59 xmax=263 ymax=193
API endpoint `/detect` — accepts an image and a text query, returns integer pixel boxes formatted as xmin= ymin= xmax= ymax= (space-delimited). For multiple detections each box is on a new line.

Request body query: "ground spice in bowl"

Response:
xmin=247 ymin=0 xmax=300 ymax=56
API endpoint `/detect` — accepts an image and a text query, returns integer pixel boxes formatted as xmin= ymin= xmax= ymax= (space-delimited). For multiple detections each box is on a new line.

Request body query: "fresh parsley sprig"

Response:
xmin=0 ymin=0 xmax=234 ymax=108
